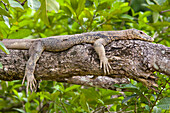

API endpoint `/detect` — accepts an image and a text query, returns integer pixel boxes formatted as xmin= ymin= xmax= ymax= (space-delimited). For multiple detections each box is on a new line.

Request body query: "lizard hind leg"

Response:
xmin=22 ymin=41 xmax=44 ymax=93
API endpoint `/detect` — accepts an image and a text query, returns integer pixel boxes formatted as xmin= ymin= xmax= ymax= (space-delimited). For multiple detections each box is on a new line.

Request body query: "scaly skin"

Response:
xmin=1 ymin=29 xmax=154 ymax=92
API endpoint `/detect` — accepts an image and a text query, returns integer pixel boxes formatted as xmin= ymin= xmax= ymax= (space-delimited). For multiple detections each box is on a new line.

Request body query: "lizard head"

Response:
xmin=131 ymin=29 xmax=154 ymax=42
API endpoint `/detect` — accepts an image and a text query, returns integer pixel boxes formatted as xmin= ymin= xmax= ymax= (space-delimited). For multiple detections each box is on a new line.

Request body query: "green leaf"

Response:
xmin=153 ymin=11 xmax=159 ymax=23
xmin=61 ymin=5 xmax=72 ymax=15
xmin=146 ymin=5 xmax=162 ymax=12
xmin=97 ymin=99 xmax=104 ymax=105
xmin=145 ymin=105 xmax=150 ymax=111
xmin=157 ymin=97 xmax=170 ymax=110
xmin=1 ymin=0 xmax=9 ymax=4
xmin=3 ymin=16 xmax=10 ymax=28
xmin=10 ymin=20 xmax=33 ymax=31
xmin=121 ymin=6 xmax=131 ymax=13
xmin=51 ymin=92 xmax=60 ymax=100
xmin=0 ymin=6 xmax=11 ymax=17
xmin=71 ymin=0 xmax=78 ymax=11
xmin=0 ymin=21 xmax=10 ymax=39
xmin=0 ymin=42 xmax=9 ymax=54
xmin=100 ymin=89 xmax=121 ymax=98
xmin=115 ymin=84 xmax=140 ymax=92
xmin=25 ymin=102 xmax=31 ymax=112
xmin=47 ymin=0 xmax=60 ymax=13
xmin=76 ymin=0 xmax=86 ymax=16
xmin=8 ymin=0 xmax=24 ymax=10
xmin=122 ymin=94 xmax=137 ymax=103
xmin=153 ymin=106 xmax=162 ymax=113
xmin=104 ymin=98 xmax=122 ymax=105
xmin=152 ymin=21 xmax=170 ymax=27
xmin=140 ymin=11 xmax=152 ymax=18
xmin=27 ymin=0 xmax=41 ymax=10
xmin=28 ymin=92 xmax=37 ymax=101
xmin=64 ymin=1 xmax=76 ymax=16
xmin=118 ymin=84 xmax=138 ymax=89
xmin=64 ymin=85 xmax=80 ymax=92
xmin=35 ymin=0 xmax=49 ymax=25
xmin=82 ymin=88 xmax=100 ymax=100
xmin=153 ymin=0 xmax=166 ymax=5
xmin=8 ymin=29 xmax=32 ymax=39
xmin=40 ymin=0 xmax=49 ymax=25
xmin=12 ymin=84 xmax=22 ymax=89
xmin=18 ymin=20 xmax=33 ymax=28
xmin=120 ymin=14 xmax=134 ymax=20
xmin=83 ymin=9 xmax=93 ymax=21
xmin=0 ymin=62 xmax=3 ymax=69
xmin=38 ymin=92 xmax=51 ymax=101
xmin=56 ymin=0 xmax=64 ymax=5
xmin=131 ymin=8 xmax=138 ymax=16
xmin=94 ymin=0 xmax=99 ymax=8
xmin=80 ymin=93 xmax=90 ymax=112
xmin=12 ymin=89 xmax=19 ymax=97
xmin=146 ymin=0 xmax=154 ymax=5
xmin=97 ymin=2 xmax=108 ymax=11
xmin=13 ymin=108 xmax=25 ymax=113
xmin=39 ymin=33 xmax=47 ymax=38
xmin=71 ymin=95 xmax=80 ymax=105
xmin=13 ymin=89 xmax=23 ymax=101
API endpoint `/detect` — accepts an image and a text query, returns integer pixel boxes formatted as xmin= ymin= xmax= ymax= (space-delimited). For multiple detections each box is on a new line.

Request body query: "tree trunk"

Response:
xmin=0 ymin=40 xmax=169 ymax=90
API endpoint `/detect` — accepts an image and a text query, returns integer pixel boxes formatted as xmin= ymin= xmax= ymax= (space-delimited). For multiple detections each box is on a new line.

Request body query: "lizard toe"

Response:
xmin=106 ymin=64 xmax=110 ymax=74
xmin=22 ymin=75 xmax=26 ymax=85
xmin=26 ymin=82 xmax=29 ymax=94
xmin=100 ymin=61 xmax=102 ymax=69
xmin=103 ymin=63 xmax=106 ymax=75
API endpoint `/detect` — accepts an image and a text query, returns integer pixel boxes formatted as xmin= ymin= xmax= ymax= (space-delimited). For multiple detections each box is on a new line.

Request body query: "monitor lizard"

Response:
xmin=1 ymin=29 xmax=154 ymax=92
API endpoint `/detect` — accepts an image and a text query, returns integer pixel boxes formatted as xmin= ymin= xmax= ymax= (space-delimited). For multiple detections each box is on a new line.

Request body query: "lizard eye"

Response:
xmin=139 ymin=31 xmax=144 ymax=34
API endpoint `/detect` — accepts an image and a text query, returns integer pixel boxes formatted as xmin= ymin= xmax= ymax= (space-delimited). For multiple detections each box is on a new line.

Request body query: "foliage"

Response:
xmin=157 ymin=97 xmax=170 ymax=110
xmin=0 ymin=0 xmax=169 ymax=112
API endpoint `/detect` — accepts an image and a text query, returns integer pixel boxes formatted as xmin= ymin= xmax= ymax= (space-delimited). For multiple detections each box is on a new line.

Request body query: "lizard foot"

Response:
xmin=100 ymin=57 xmax=112 ymax=75
xmin=22 ymin=74 xmax=37 ymax=93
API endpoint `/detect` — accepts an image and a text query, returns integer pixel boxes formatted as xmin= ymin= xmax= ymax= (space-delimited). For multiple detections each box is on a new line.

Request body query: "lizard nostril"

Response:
xmin=62 ymin=39 xmax=68 ymax=41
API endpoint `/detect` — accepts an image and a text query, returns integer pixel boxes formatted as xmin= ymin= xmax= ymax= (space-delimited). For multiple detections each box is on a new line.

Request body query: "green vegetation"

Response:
xmin=0 ymin=0 xmax=169 ymax=112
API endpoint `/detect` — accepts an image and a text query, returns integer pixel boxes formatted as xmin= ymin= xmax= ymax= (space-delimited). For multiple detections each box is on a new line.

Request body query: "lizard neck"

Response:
xmin=103 ymin=30 xmax=131 ymax=43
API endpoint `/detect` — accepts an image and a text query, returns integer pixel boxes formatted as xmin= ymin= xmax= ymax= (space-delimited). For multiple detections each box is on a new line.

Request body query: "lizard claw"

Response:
xmin=22 ymin=73 xmax=37 ymax=93
xmin=100 ymin=57 xmax=112 ymax=75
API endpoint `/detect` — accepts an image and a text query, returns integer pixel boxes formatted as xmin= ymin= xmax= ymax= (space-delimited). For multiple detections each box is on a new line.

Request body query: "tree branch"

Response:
xmin=15 ymin=0 xmax=27 ymax=6
xmin=1 ymin=0 xmax=8 ymax=11
xmin=0 ymin=40 xmax=169 ymax=90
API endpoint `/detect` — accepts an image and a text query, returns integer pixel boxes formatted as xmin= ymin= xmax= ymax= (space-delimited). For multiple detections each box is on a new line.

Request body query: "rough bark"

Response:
xmin=0 ymin=40 xmax=169 ymax=90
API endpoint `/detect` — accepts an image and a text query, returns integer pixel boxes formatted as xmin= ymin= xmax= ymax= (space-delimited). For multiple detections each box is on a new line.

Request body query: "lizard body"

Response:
xmin=1 ymin=29 xmax=154 ymax=92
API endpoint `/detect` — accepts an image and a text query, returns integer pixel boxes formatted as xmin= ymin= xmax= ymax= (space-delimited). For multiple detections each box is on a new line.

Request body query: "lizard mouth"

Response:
xmin=148 ymin=36 xmax=154 ymax=42
xmin=140 ymin=35 xmax=154 ymax=42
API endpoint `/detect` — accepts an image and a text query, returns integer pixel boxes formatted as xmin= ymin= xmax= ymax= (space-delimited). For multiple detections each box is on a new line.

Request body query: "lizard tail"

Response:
xmin=1 ymin=39 xmax=37 ymax=49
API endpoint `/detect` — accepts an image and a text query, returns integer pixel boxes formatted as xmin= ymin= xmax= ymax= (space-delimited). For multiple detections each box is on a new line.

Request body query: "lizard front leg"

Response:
xmin=22 ymin=41 xmax=44 ymax=93
xmin=94 ymin=38 xmax=112 ymax=74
